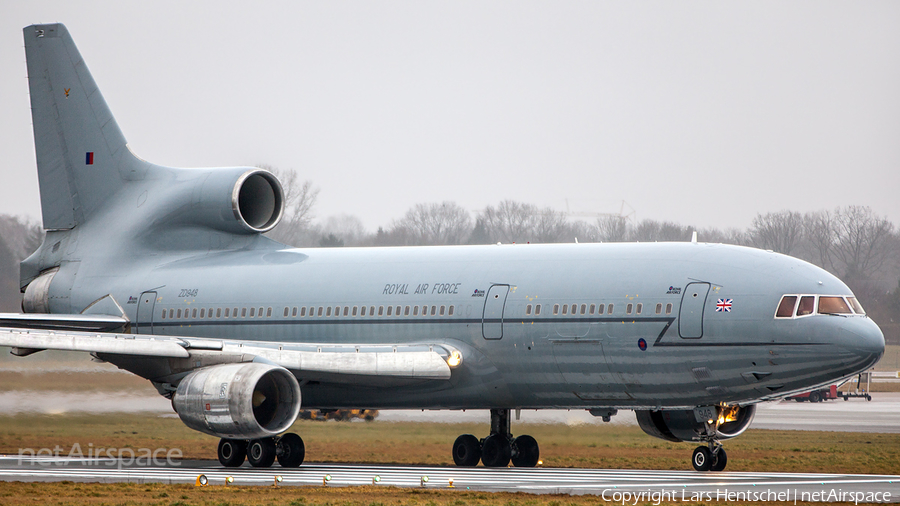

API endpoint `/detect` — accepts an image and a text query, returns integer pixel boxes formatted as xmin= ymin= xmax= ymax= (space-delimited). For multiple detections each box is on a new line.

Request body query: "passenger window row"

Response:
xmin=532 ymin=302 xmax=673 ymax=317
xmin=160 ymin=304 xmax=456 ymax=320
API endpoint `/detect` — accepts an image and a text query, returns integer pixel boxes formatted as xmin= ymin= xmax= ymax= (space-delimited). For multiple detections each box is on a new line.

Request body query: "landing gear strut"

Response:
xmin=451 ymin=409 xmax=540 ymax=467
xmin=692 ymin=442 xmax=727 ymax=472
xmin=216 ymin=433 xmax=305 ymax=468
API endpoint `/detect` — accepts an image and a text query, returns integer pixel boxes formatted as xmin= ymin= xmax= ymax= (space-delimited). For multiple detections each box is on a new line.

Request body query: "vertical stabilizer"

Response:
xmin=24 ymin=24 xmax=142 ymax=230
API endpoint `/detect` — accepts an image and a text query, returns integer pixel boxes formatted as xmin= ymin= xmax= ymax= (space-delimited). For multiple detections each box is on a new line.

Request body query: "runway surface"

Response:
xmin=1 ymin=456 xmax=898 ymax=501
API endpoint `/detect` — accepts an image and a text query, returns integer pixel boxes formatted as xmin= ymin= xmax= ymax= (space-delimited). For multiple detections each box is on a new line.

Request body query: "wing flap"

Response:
xmin=0 ymin=313 xmax=129 ymax=333
xmin=0 ymin=328 xmax=189 ymax=358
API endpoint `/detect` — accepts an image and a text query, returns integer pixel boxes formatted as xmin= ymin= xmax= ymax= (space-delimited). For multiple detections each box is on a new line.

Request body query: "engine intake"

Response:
xmin=173 ymin=363 xmax=301 ymax=440
xmin=231 ymin=170 xmax=284 ymax=233
xmin=635 ymin=405 xmax=756 ymax=443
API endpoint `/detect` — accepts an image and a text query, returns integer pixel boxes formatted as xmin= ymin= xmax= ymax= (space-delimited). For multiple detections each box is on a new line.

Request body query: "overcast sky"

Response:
xmin=2 ymin=1 xmax=899 ymax=233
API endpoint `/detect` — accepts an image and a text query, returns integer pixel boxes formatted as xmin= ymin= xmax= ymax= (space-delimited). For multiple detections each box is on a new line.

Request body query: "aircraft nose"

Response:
xmin=840 ymin=317 xmax=885 ymax=368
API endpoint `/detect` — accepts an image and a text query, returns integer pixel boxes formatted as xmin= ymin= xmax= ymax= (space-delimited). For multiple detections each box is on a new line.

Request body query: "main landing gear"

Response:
xmin=217 ymin=433 xmax=305 ymax=468
xmin=691 ymin=442 xmax=727 ymax=472
xmin=452 ymin=408 xmax=540 ymax=467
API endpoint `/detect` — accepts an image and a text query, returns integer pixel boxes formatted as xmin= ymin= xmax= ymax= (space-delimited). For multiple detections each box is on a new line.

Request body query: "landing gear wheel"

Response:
xmin=276 ymin=433 xmax=305 ymax=468
xmin=511 ymin=435 xmax=540 ymax=468
xmin=481 ymin=434 xmax=511 ymax=467
xmin=809 ymin=391 xmax=821 ymax=403
xmin=691 ymin=446 xmax=712 ymax=472
xmin=217 ymin=439 xmax=246 ymax=467
xmin=866 ymin=394 xmax=872 ymax=401
xmin=247 ymin=437 xmax=277 ymax=468
xmin=452 ymin=434 xmax=482 ymax=467
xmin=710 ymin=448 xmax=727 ymax=471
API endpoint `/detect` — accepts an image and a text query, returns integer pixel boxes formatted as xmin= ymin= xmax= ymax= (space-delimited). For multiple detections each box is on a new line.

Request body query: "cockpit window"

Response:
xmin=797 ymin=296 xmax=815 ymax=316
xmin=818 ymin=296 xmax=852 ymax=315
xmin=848 ymin=297 xmax=866 ymax=315
xmin=776 ymin=294 xmax=865 ymax=318
xmin=775 ymin=296 xmax=797 ymax=318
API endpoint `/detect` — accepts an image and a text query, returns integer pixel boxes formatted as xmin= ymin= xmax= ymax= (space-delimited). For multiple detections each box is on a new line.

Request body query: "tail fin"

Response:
xmin=24 ymin=24 xmax=144 ymax=230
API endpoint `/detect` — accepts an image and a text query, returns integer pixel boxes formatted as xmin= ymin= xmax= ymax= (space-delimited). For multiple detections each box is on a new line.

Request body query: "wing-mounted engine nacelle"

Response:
xmin=635 ymin=404 xmax=756 ymax=443
xmin=173 ymin=363 xmax=301 ymax=440
xmin=170 ymin=167 xmax=285 ymax=234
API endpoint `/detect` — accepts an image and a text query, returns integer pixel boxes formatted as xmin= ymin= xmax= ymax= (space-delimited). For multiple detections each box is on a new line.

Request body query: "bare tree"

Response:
xmin=319 ymin=214 xmax=370 ymax=246
xmin=801 ymin=210 xmax=836 ymax=270
xmin=393 ymin=202 xmax=473 ymax=246
xmin=481 ymin=201 xmax=538 ymax=243
xmin=631 ymin=220 xmax=692 ymax=242
xmin=532 ymin=208 xmax=570 ymax=243
xmin=596 ymin=216 xmax=629 ymax=242
xmin=749 ymin=210 xmax=804 ymax=255
xmin=259 ymin=165 xmax=320 ymax=247
xmin=831 ymin=206 xmax=895 ymax=280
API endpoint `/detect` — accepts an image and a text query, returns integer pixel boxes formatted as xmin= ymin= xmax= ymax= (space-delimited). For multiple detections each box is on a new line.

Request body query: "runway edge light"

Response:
xmin=195 ymin=474 xmax=208 ymax=487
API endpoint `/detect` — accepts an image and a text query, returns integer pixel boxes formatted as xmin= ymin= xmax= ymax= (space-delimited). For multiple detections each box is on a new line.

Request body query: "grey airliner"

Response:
xmin=1 ymin=23 xmax=884 ymax=472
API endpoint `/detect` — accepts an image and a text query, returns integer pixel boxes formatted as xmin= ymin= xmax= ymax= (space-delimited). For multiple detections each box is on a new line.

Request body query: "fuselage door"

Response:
xmin=136 ymin=291 xmax=157 ymax=334
xmin=482 ymin=284 xmax=510 ymax=340
xmin=678 ymin=282 xmax=710 ymax=338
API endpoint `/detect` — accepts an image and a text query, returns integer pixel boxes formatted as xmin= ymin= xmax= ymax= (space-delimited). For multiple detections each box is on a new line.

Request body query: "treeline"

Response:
xmin=0 ymin=216 xmax=43 ymax=311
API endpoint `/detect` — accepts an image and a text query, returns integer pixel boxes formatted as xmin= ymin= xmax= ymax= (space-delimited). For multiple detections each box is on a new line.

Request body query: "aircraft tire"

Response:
xmin=452 ymin=434 xmax=482 ymax=467
xmin=247 ymin=438 xmax=277 ymax=468
xmin=511 ymin=435 xmax=540 ymax=468
xmin=480 ymin=434 xmax=511 ymax=468
xmin=710 ymin=448 xmax=727 ymax=472
xmin=276 ymin=433 xmax=305 ymax=468
xmin=217 ymin=439 xmax=246 ymax=467
xmin=691 ymin=446 xmax=712 ymax=472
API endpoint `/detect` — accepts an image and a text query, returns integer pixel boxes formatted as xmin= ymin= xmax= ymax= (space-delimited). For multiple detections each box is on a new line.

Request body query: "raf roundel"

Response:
xmin=638 ymin=338 xmax=647 ymax=351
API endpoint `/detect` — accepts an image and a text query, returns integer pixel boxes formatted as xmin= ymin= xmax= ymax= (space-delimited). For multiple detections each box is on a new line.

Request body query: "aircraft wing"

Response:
xmin=0 ymin=314 xmax=454 ymax=382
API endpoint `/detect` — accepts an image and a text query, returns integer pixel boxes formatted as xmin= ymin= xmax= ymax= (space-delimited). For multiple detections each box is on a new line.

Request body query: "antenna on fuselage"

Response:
xmin=691 ymin=231 xmax=698 ymax=243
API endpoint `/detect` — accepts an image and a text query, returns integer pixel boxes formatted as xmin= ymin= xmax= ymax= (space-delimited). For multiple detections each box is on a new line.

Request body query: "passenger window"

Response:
xmin=526 ymin=304 xmax=532 ymax=315
xmin=370 ymin=306 xmax=376 ymax=316
xmin=352 ymin=306 xmax=358 ymax=316
xmin=177 ymin=309 xmax=182 ymax=319
xmin=818 ymin=296 xmax=852 ymax=315
xmin=241 ymin=308 xmax=248 ymax=317
xmin=775 ymin=296 xmax=797 ymax=318
xmin=535 ymin=304 xmax=541 ymax=315
xmin=797 ymin=296 xmax=815 ymax=316
xmin=267 ymin=307 xmax=273 ymax=317
xmin=378 ymin=306 xmax=384 ymax=316
xmin=292 ymin=307 xmax=298 ymax=317
xmin=387 ymin=306 xmax=393 ymax=316
xmin=626 ymin=303 xmax=633 ymax=315
xmin=233 ymin=307 xmax=239 ymax=317
xmin=217 ymin=308 xmax=222 ymax=318
xmin=343 ymin=306 xmax=349 ymax=317
xmin=250 ymin=307 xmax=256 ymax=317
xmin=553 ymin=304 xmax=560 ymax=315
xmin=283 ymin=307 xmax=289 ymax=317
xmin=666 ymin=303 xmax=672 ymax=315
xmin=571 ymin=304 xmax=577 ymax=315
xmin=334 ymin=306 xmax=339 ymax=316
xmin=326 ymin=306 xmax=332 ymax=317
xmin=597 ymin=304 xmax=604 ymax=315
xmin=421 ymin=305 xmax=428 ymax=315
xmin=636 ymin=303 xmax=642 ymax=315
xmin=848 ymin=297 xmax=866 ymax=315
xmin=655 ymin=303 xmax=662 ymax=314
xmin=396 ymin=306 xmax=401 ymax=316
xmin=589 ymin=304 xmax=595 ymax=315
xmin=317 ymin=307 xmax=323 ymax=317
xmin=431 ymin=306 xmax=437 ymax=316
xmin=300 ymin=307 xmax=306 ymax=317
xmin=608 ymin=304 xmax=614 ymax=314
xmin=405 ymin=306 xmax=410 ymax=316
xmin=440 ymin=305 xmax=445 ymax=316
xmin=449 ymin=305 xmax=455 ymax=316
xmin=224 ymin=308 xmax=230 ymax=318
xmin=360 ymin=306 xmax=366 ymax=316
xmin=161 ymin=309 xmax=167 ymax=319
xmin=580 ymin=304 xmax=587 ymax=315
xmin=200 ymin=308 xmax=206 ymax=318
xmin=562 ymin=304 xmax=568 ymax=315
xmin=413 ymin=306 xmax=419 ymax=316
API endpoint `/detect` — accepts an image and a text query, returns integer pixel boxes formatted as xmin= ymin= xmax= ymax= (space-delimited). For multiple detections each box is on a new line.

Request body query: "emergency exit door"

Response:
xmin=482 ymin=284 xmax=509 ymax=340
xmin=678 ymin=282 xmax=710 ymax=338
xmin=136 ymin=291 xmax=157 ymax=334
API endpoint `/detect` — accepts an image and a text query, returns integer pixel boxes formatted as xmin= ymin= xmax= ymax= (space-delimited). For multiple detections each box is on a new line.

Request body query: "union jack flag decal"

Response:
xmin=716 ymin=298 xmax=733 ymax=312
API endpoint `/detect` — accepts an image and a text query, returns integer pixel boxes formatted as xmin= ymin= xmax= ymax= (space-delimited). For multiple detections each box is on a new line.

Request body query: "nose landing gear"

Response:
xmin=451 ymin=408 xmax=541 ymax=467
